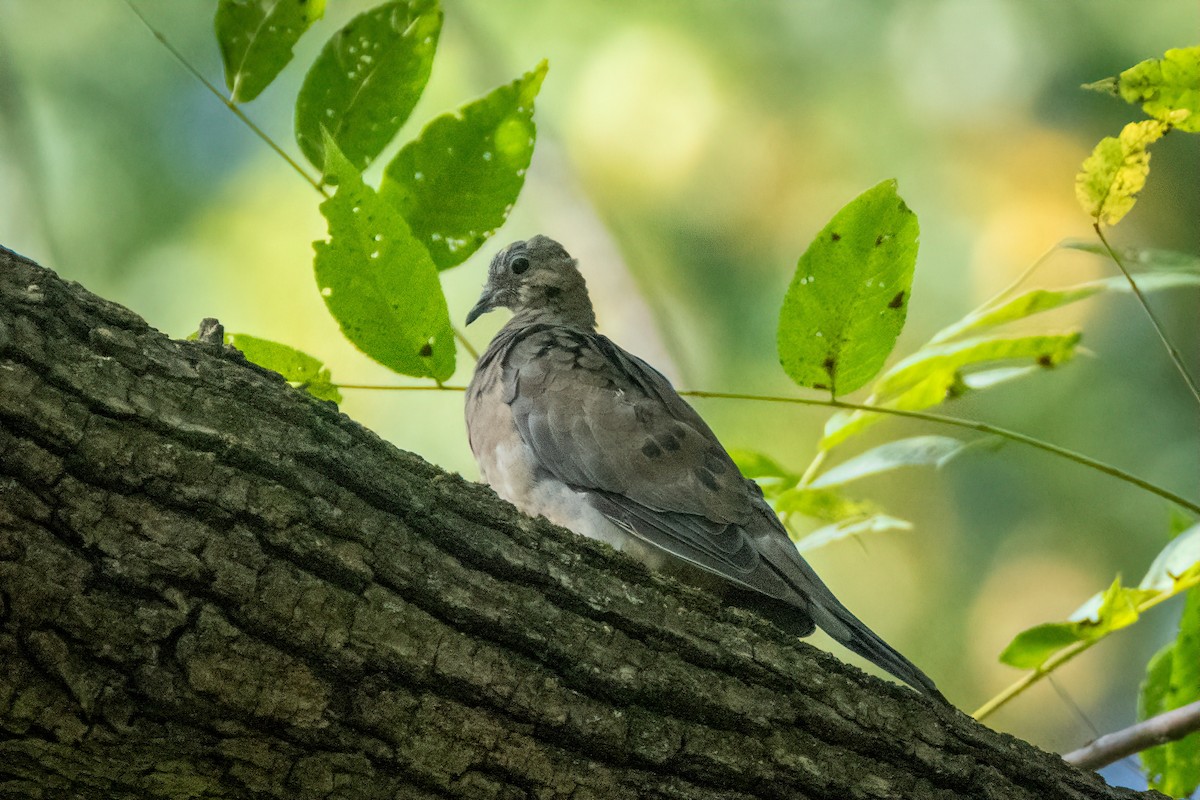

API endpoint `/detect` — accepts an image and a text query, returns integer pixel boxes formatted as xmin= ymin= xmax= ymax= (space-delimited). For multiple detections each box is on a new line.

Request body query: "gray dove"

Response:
xmin=465 ymin=235 xmax=945 ymax=702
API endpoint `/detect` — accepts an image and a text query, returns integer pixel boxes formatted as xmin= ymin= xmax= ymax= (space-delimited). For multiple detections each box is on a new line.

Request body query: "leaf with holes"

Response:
xmin=1075 ymin=119 xmax=1169 ymax=226
xmin=1086 ymin=46 xmax=1200 ymax=133
xmin=380 ymin=61 xmax=548 ymax=270
xmin=215 ymin=0 xmax=326 ymax=103
xmin=778 ymin=179 xmax=919 ymax=396
xmin=296 ymin=0 xmax=441 ymax=172
xmin=225 ymin=333 xmax=342 ymax=403
xmin=314 ymin=132 xmax=454 ymax=380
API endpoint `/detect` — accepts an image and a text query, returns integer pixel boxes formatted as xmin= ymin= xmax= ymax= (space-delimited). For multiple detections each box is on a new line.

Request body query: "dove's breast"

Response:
xmin=465 ymin=365 xmax=665 ymax=568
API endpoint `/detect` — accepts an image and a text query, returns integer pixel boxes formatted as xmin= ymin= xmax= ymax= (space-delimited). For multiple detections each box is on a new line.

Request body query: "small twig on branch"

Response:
xmin=1062 ymin=699 xmax=1200 ymax=771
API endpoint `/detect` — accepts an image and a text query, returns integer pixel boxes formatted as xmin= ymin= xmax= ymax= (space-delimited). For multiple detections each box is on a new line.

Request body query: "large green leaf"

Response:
xmin=1075 ymin=119 xmax=1169 ymax=226
xmin=1139 ymin=588 xmax=1200 ymax=797
xmin=224 ymin=333 xmax=342 ymax=403
xmin=295 ymin=0 xmax=442 ymax=172
xmin=1087 ymin=46 xmax=1200 ymax=133
xmin=380 ymin=62 xmax=548 ymax=270
xmin=778 ymin=179 xmax=919 ymax=395
xmin=820 ymin=332 xmax=1080 ymax=449
xmin=215 ymin=0 xmax=326 ymax=103
xmin=313 ymin=133 xmax=454 ymax=380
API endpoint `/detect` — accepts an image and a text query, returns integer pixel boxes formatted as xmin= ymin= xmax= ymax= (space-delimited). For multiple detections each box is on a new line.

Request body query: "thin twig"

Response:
xmin=1094 ymin=223 xmax=1200 ymax=408
xmin=121 ymin=0 xmax=329 ymax=198
xmin=1063 ymin=699 xmax=1200 ymax=771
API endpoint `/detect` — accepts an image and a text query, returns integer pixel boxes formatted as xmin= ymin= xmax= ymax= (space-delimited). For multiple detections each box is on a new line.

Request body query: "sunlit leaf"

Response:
xmin=224 ymin=333 xmax=341 ymax=403
xmin=932 ymin=272 xmax=1200 ymax=343
xmin=1140 ymin=523 xmax=1200 ymax=592
xmin=313 ymin=132 xmax=454 ymax=380
xmin=808 ymin=436 xmax=964 ymax=489
xmin=296 ymin=0 xmax=442 ymax=171
xmin=874 ymin=333 xmax=1080 ymax=399
xmin=794 ymin=514 xmax=911 ymax=553
xmin=999 ymin=578 xmax=1152 ymax=669
xmin=778 ymin=179 xmax=919 ymax=395
xmin=774 ymin=487 xmax=878 ymax=522
xmin=999 ymin=622 xmax=1088 ymax=670
xmin=1075 ymin=119 xmax=1169 ymax=226
xmin=215 ymin=0 xmax=326 ymax=103
xmin=1108 ymin=46 xmax=1200 ymax=133
xmin=822 ymin=370 xmax=965 ymax=450
xmin=380 ymin=61 xmax=548 ymax=270
xmin=1140 ymin=587 xmax=1200 ymax=797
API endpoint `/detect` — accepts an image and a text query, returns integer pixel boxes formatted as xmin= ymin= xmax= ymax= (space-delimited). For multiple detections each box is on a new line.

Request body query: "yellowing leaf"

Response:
xmin=1115 ymin=46 xmax=1200 ymax=133
xmin=1075 ymin=119 xmax=1169 ymax=226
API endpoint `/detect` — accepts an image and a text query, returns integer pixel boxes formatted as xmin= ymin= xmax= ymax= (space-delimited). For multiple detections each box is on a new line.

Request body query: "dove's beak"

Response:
xmin=465 ymin=290 xmax=496 ymax=326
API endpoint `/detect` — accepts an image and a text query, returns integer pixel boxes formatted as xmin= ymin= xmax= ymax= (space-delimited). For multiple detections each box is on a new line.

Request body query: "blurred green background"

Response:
xmin=2 ymin=0 xmax=1197 ymax=785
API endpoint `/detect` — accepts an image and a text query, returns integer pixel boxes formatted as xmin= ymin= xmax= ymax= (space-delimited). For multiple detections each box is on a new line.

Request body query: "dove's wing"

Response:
xmin=500 ymin=323 xmax=809 ymax=609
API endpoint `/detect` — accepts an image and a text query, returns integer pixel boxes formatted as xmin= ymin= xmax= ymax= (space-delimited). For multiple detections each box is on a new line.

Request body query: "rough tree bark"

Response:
xmin=0 ymin=244 xmax=1160 ymax=800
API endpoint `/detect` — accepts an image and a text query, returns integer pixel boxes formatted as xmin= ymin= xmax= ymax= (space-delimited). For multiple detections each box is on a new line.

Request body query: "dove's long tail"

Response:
xmin=754 ymin=524 xmax=948 ymax=703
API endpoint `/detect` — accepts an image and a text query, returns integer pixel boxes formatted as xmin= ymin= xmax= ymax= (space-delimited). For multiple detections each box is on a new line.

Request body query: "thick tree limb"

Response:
xmin=1064 ymin=699 xmax=1200 ymax=771
xmin=0 ymin=244 xmax=1162 ymax=799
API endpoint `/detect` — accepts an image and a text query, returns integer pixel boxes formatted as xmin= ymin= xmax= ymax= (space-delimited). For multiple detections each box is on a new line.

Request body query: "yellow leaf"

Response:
xmin=1075 ymin=119 xmax=1169 ymax=226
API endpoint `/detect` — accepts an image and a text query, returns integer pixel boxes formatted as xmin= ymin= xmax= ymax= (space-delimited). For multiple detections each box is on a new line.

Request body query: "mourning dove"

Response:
xmin=465 ymin=235 xmax=945 ymax=702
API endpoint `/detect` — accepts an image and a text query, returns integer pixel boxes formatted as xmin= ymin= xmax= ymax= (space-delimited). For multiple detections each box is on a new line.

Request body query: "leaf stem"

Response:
xmin=1094 ymin=223 xmax=1200 ymax=408
xmin=973 ymin=570 xmax=1200 ymax=721
xmin=120 ymin=0 xmax=329 ymax=198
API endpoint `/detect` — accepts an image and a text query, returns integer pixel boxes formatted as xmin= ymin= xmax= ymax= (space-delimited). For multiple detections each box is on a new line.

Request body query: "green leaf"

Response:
xmin=380 ymin=61 xmax=548 ymax=270
xmin=1140 ymin=523 xmax=1200 ymax=592
xmin=295 ymin=0 xmax=442 ymax=172
xmin=1139 ymin=587 xmax=1200 ymax=797
xmin=1000 ymin=578 xmax=1154 ymax=670
xmin=1113 ymin=46 xmax=1200 ymax=133
xmin=932 ymin=272 xmax=1200 ymax=343
xmin=794 ymin=514 xmax=911 ymax=553
xmin=999 ymin=622 xmax=1089 ymax=670
xmin=778 ymin=179 xmax=919 ymax=395
xmin=215 ymin=0 xmax=325 ymax=103
xmin=774 ymin=487 xmax=878 ymax=522
xmin=821 ymin=333 xmax=1082 ymax=448
xmin=808 ymin=436 xmax=964 ymax=489
xmin=729 ymin=449 xmax=801 ymax=499
xmin=224 ymin=333 xmax=342 ymax=403
xmin=313 ymin=132 xmax=455 ymax=380
xmin=1075 ymin=119 xmax=1169 ymax=226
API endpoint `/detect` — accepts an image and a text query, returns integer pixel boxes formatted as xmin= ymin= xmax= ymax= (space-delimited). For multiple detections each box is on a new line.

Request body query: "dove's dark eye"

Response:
xmin=510 ymin=256 xmax=530 ymax=275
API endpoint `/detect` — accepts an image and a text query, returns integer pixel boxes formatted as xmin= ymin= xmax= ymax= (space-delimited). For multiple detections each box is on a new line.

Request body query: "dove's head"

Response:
xmin=466 ymin=235 xmax=597 ymax=330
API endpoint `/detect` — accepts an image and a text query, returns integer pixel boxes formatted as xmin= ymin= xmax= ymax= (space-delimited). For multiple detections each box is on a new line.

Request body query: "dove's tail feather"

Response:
xmin=752 ymin=520 xmax=948 ymax=704
xmin=805 ymin=588 xmax=948 ymax=704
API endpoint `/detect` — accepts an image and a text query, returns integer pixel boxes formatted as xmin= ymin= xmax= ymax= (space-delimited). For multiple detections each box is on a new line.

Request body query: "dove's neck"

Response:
xmin=510 ymin=301 xmax=597 ymax=332
xmin=511 ymin=277 xmax=598 ymax=331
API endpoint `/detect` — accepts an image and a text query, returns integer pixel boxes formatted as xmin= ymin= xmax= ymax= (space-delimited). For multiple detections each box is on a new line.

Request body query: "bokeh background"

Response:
xmin=2 ymin=0 xmax=1197 ymax=789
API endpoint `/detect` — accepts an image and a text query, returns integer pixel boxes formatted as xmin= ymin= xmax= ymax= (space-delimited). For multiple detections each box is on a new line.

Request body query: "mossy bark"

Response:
xmin=0 ymin=245 xmax=1160 ymax=799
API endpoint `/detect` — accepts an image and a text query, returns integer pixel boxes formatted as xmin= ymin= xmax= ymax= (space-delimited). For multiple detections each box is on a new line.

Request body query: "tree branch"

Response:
xmin=0 ymin=243 xmax=1161 ymax=799
xmin=1064 ymin=700 xmax=1200 ymax=771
